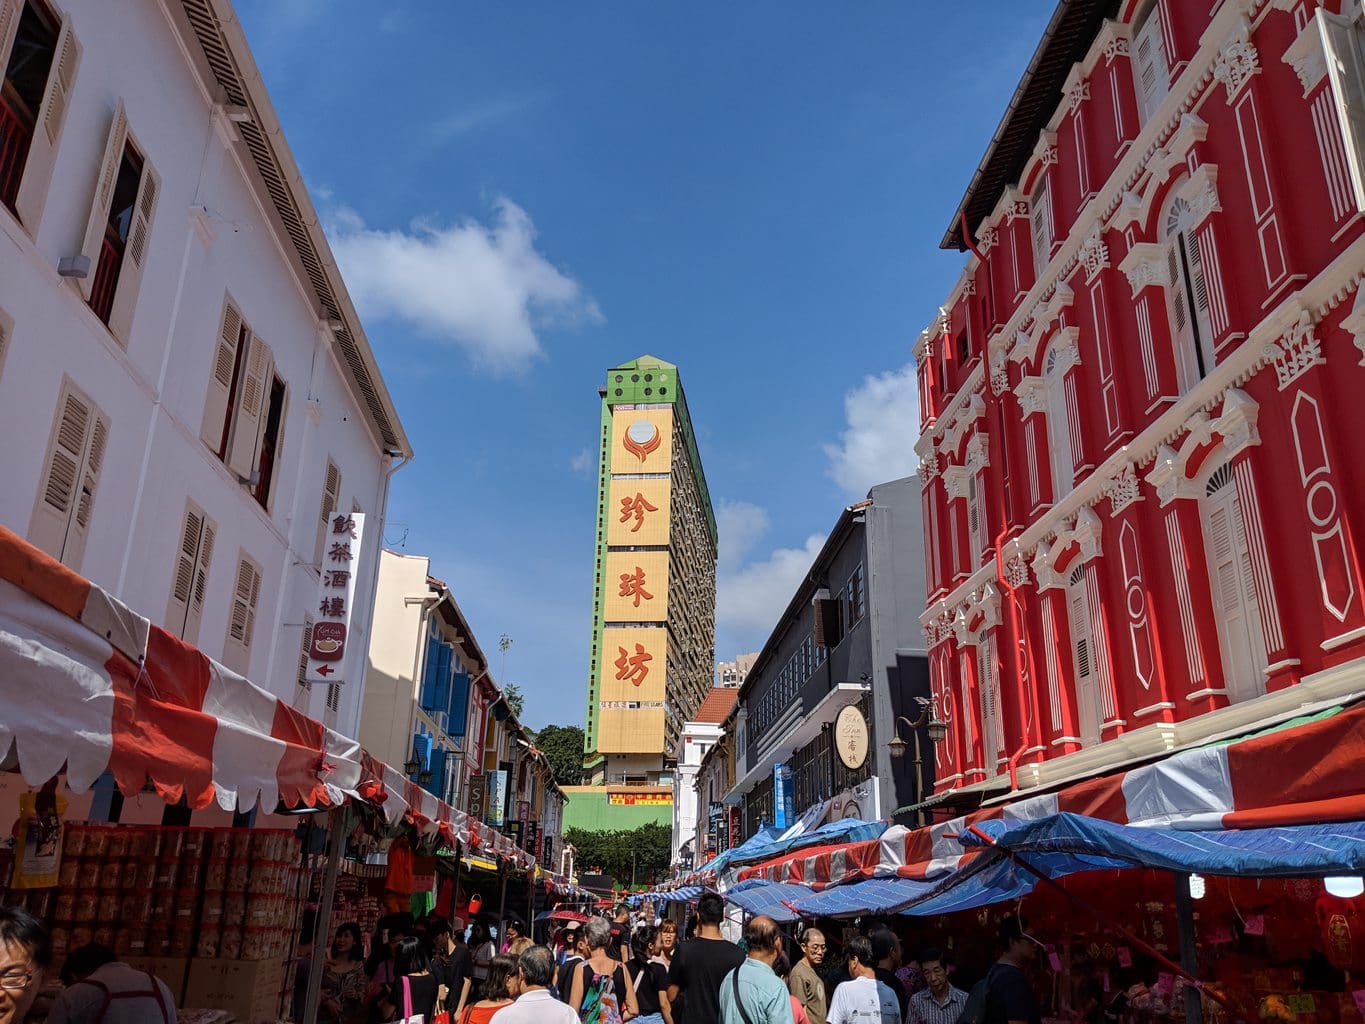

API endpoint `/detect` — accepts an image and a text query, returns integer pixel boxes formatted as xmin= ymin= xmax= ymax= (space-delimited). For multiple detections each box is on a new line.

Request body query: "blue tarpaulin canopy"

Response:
xmin=695 ymin=818 xmax=888 ymax=884
xmin=725 ymin=880 xmax=815 ymax=923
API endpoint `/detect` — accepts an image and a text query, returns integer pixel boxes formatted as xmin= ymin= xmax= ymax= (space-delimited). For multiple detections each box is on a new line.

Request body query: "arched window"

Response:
xmin=1044 ymin=346 xmax=1074 ymax=497
xmin=1163 ymin=194 xmax=1215 ymax=393
xmin=1067 ymin=564 xmax=1101 ymax=745
xmin=1201 ymin=462 xmax=1266 ymax=701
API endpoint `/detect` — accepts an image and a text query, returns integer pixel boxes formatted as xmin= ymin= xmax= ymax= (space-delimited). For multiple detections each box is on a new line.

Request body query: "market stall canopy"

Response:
xmin=0 ymin=525 xmax=535 ymax=871
xmin=682 ymin=818 xmax=888 ymax=888
xmin=724 ymin=879 xmax=815 ymax=923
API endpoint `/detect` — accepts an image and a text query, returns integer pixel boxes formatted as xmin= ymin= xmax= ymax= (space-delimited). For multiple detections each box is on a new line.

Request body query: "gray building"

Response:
xmin=724 ymin=476 xmax=929 ymax=840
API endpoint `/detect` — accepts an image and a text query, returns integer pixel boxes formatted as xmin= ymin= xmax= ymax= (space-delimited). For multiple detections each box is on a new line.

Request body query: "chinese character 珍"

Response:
xmin=319 ymin=597 xmax=346 ymax=618
xmin=617 ymin=566 xmax=653 ymax=607
xmin=332 ymin=514 xmax=358 ymax=537
xmin=328 ymin=542 xmax=352 ymax=563
xmin=618 ymin=492 xmax=658 ymax=533
xmin=614 ymin=643 xmax=652 ymax=686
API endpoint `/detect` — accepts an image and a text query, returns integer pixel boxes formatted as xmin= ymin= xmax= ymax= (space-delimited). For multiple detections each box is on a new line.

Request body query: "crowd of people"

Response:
xmin=0 ymin=895 xmax=1041 ymax=1024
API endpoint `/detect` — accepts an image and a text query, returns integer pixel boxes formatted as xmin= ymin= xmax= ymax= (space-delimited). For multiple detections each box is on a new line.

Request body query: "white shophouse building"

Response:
xmin=0 ymin=0 xmax=411 ymax=737
xmin=671 ymin=686 xmax=736 ymax=872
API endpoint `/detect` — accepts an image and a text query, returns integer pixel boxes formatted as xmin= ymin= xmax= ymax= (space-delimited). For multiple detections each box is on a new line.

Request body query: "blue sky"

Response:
xmin=236 ymin=2 xmax=1054 ymax=731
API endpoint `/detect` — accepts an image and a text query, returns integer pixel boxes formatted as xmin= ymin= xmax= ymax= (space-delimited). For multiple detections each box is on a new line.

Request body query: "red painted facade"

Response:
xmin=917 ymin=0 xmax=1365 ymax=796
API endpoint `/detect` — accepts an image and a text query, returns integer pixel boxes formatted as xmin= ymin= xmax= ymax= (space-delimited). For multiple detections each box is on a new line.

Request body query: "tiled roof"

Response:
xmin=693 ymin=687 xmax=740 ymax=725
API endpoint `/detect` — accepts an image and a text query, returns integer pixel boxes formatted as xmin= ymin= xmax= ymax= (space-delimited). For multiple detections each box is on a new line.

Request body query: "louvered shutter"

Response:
xmin=30 ymin=387 xmax=91 ymax=559
xmin=1318 ymin=8 xmax=1365 ymax=213
xmin=1046 ymin=373 xmax=1073 ymax=496
xmin=315 ymin=461 xmax=341 ymax=565
xmin=1203 ymin=485 xmax=1263 ymax=698
xmin=15 ymin=14 xmax=80 ymax=230
xmin=77 ymin=102 xmax=128 ymax=300
xmin=1031 ymin=182 xmax=1052 ymax=271
xmin=167 ymin=505 xmax=203 ymax=636
xmin=1133 ymin=7 xmax=1170 ymax=123
xmin=59 ymin=409 xmax=106 ymax=570
xmin=0 ymin=0 xmax=21 ymax=72
xmin=1067 ymin=572 xmax=1101 ymax=743
xmin=226 ymin=335 xmax=272 ymax=479
xmin=201 ymin=300 xmax=242 ymax=448
xmin=1165 ymin=240 xmax=1201 ymax=391
xmin=226 ymin=556 xmax=261 ymax=672
xmin=188 ymin=518 xmax=214 ymax=642
xmin=1186 ymin=233 xmax=1214 ymax=357
xmin=298 ymin=617 xmax=314 ymax=689
xmin=976 ymin=636 xmax=999 ymax=769
xmin=107 ymin=161 xmax=158 ymax=341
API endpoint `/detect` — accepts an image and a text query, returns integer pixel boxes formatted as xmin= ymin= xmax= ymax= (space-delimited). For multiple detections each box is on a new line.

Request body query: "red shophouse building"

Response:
xmin=916 ymin=0 xmax=1365 ymax=800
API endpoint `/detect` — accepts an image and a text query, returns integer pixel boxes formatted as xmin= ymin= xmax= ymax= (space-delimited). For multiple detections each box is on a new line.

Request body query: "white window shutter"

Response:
xmin=1203 ymin=481 xmax=1264 ymax=697
xmin=77 ymin=102 xmax=128 ymax=300
xmin=61 ymin=410 xmax=107 ymax=570
xmin=15 ymin=15 xmax=80 ymax=230
xmin=30 ymin=387 xmax=91 ymax=559
xmin=0 ymin=0 xmax=21 ymax=79
xmin=1031 ymin=182 xmax=1052 ymax=272
xmin=1133 ymin=8 xmax=1170 ymax=123
xmin=1046 ymin=371 xmax=1073 ymax=496
xmin=166 ymin=505 xmax=200 ymax=635
xmin=225 ymin=555 xmax=261 ymax=673
xmin=201 ymin=300 xmax=242 ymax=448
xmin=188 ymin=518 xmax=215 ymax=643
xmin=297 ymin=617 xmax=314 ymax=689
xmin=315 ymin=460 xmax=341 ymax=566
xmin=1318 ymin=8 xmax=1365 ymax=213
xmin=106 ymin=160 xmax=158 ymax=341
xmin=226 ymin=336 xmax=272 ymax=479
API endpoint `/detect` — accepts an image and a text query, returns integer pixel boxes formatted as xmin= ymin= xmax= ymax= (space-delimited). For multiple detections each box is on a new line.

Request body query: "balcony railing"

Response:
xmin=89 ymin=235 xmax=121 ymax=325
xmin=0 ymin=92 xmax=33 ymax=213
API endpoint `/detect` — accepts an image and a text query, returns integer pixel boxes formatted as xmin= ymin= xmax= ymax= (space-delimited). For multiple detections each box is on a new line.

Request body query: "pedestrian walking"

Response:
xmin=48 ymin=942 xmax=177 ymax=1024
xmin=825 ymin=936 xmax=899 ymax=1024
xmin=771 ymin=953 xmax=812 ymax=1024
xmin=568 ymin=917 xmax=640 ymax=1023
xmin=977 ymin=917 xmax=1040 ymax=1024
xmin=628 ymin=925 xmax=674 ymax=1024
xmin=717 ymin=916 xmax=794 ymax=1024
xmin=905 ymin=949 xmax=966 ymax=1024
xmin=490 ymin=946 xmax=578 ymax=1024
xmin=666 ymin=892 xmax=745 ymax=1024
xmin=787 ymin=929 xmax=827 ymax=1024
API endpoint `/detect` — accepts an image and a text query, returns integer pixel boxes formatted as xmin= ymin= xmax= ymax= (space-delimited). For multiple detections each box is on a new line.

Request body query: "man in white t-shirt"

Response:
xmin=826 ymin=936 xmax=900 ymax=1024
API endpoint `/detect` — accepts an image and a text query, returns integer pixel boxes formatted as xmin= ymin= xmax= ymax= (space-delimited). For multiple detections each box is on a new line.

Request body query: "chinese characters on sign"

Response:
xmin=618 ymin=566 xmax=653 ymax=607
xmin=618 ymin=492 xmax=658 ymax=533
xmin=485 ymin=770 xmax=508 ymax=827
xmin=614 ymin=643 xmax=652 ymax=686
xmin=306 ymin=513 xmax=365 ymax=686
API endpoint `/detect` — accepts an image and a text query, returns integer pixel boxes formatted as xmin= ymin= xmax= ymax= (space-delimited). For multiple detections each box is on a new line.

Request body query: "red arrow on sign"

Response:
xmin=315 ymin=664 xmax=334 ymax=677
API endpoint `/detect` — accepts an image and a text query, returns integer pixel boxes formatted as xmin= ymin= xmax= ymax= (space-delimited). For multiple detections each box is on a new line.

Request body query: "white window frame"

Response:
xmin=1200 ymin=463 xmax=1267 ymax=702
xmin=1044 ymin=348 xmax=1074 ymax=498
xmin=1163 ymin=195 xmax=1215 ymax=394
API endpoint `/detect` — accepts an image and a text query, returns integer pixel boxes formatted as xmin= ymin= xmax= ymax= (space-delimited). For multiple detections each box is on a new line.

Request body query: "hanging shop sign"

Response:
xmin=716 ymin=805 xmax=730 ymax=851
xmin=505 ymin=820 xmax=523 ymax=847
xmin=485 ymin=770 xmax=508 ymax=827
xmin=608 ymin=791 xmax=672 ymax=806
xmin=835 ymin=704 xmax=869 ymax=770
xmin=727 ymin=805 xmax=742 ymax=849
xmin=541 ymin=834 xmax=554 ymax=871
xmin=524 ymin=820 xmax=538 ymax=853
xmin=468 ymin=773 xmax=485 ymax=823
xmin=773 ymin=763 xmax=795 ymax=830
xmin=306 ymin=512 xmax=366 ymax=685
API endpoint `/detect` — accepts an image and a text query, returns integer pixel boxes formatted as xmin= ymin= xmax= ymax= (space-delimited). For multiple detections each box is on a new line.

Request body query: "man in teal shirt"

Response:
xmin=719 ymin=917 xmax=796 ymax=1024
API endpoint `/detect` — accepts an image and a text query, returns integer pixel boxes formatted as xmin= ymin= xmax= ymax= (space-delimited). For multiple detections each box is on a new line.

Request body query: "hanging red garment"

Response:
xmin=386 ymin=835 xmax=415 ymax=896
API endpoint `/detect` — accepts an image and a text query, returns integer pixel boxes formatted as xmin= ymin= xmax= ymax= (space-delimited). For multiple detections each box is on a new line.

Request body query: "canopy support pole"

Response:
xmin=964 ymin=825 xmax=1225 ymax=1006
xmin=302 ymin=804 xmax=348 ymax=1024
xmin=1174 ymin=873 xmax=1205 ymax=1024
xmin=452 ymin=843 xmax=462 ymax=925
xmin=498 ymin=866 xmax=509 ymax=935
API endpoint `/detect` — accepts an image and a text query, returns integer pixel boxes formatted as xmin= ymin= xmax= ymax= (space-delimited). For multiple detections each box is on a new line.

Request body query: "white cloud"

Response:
xmin=431 ymin=97 xmax=536 ymax=142
xmin=823 ymin=363 xmax=921 ymax=496
xmin=715 ymin=499 xmax=770 ymax=572
xmin=717 ymin=534 xmax=825 ymax=635
xmin=569 ymin=448 xmax=594 ymax=475
xmin=329 ymin=199 xmax=603 ymax=374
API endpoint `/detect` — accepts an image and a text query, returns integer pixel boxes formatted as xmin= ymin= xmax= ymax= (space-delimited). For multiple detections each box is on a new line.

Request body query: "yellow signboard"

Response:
xmin=607 ymin=792 xmax=673 ymax=806
xmin=600 ymin=627 xmax=668 ymax=702
xmin=610 ymin=408 xmax=674 ymax=475
xmin=603 ymin=551 xmax=669 ymax=622
xmin=597 ymin=708 xmax=665 ymax=754
xmin=607 ymin=478 xmax=672 ymax=546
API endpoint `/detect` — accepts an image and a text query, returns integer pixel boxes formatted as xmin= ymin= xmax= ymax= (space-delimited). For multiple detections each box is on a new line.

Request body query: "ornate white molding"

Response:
xmin=1281 ymin=16 xmax=1328 ymax=98
xmin=1214 ymin=35 xmax=1261 ymax=101
xmin=1343 ymin=285 xmax=1365 ymax=366
xmin=1045 ymin=326 xmax=1082 ymax=376
xmin=1032 ymin=506 xmax=1104 ymax=591
xmin=941 ymin=464 xmax=974 ymax=502
xmin=952 ymin=583 xmax=1002 ymax=647
xmin=964 ymin=432 xmax=990 ymax=473
xmin=1012 ymin=284 xmax=1075 ymax=366
xmin=1098 ymin=19 xmax=1131 ymax=65
xmin=1110 ymin=115 xmax=1209 ymax=234
xmin=1145 ymin=388 xmax=1261 ymax=505
xmin=963 ymin=277 xmax=977 ymax=297
xmin=1070 ymin=78 xmax=1091 ymax=114
xmin=1264 ymin=308 xmax=1324 ymax=390
xmin=989 ymin=347 xmax=1010 ymax=396
xmin=1177 ymin=163 xmax=1221 ymax=230
xmin=1014 ymin=375 xmax=1050 ymax=418
xmin=1003 ymin=553 xmax=1032 ymax=590
xmin=977 ymin=226 xmax=999 ymax=253
xmin=919 ymin=452 xmax=940 ymax=482
xmin=1002 ymin=186 xmax=1031 ymax=223
xmin=1118 ymin=242 xmax=1167 ymax=297
xmin=941 ymin=393 xmax=986 ymax=454
xmin=1079 ymin=222 xmax=1110 ymax=283
xmin=1103 ymin=463 xmax=1143 ymax=515
xmin=1035 ymin=130 xmax=1059 ymax=167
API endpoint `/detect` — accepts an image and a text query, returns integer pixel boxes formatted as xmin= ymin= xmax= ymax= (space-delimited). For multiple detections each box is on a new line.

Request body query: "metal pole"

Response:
xmin=912 ymin=729 xmax=924 ymax=828
xmin=1174 ymin=873 xmax=1205 ymax=1024
xmin=301 ymin=805 xmax=348 ymax=1024
xmin=451 ymin=844 xmax=462 ymax=926
xmin=497 ymin=865 xmax=509 ymax=938
xmin=526 ymin=868 xmax=535 ymax=935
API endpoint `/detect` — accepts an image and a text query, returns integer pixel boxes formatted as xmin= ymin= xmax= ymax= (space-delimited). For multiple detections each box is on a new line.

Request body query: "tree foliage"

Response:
xmin=536 ymin=724 xmax=585 ymax=787
xmin=503 ymin=683 xmax=525 ymax=718
xmin=565 ymin=822 xmax=672 ymax=887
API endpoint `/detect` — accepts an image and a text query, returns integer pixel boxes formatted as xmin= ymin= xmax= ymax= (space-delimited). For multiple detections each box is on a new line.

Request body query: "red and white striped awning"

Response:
xmin=738 ymin=700 xmax=1365 ymax=889
xmin=0 ymin=525 xmax=534 ymax=871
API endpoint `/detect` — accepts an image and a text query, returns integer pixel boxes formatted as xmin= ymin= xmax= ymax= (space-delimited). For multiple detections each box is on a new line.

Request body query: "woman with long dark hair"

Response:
xmin=468 ymin=920 xmax=497 ymax=988
xmin=457 ymin=952 xmax=519 ymax=1024
xmin=320 ymin=922 xmax=367 ymax=1024
xmin=376 ymin=935 xmax=439 ymax=1024
xmin=629 ymin=925 xmax=673 ymax=1024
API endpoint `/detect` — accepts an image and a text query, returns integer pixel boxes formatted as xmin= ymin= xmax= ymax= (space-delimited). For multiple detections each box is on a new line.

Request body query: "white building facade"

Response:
xmin=671 ymin=715 xmax=725 ymax=872
xmin=0 ymin=0 xmax=410 ymax=737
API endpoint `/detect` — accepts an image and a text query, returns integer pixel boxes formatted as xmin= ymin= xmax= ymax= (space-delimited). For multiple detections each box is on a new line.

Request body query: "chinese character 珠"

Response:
xmin=614 ymin=643 xmax=652 ymax=686
xmin=618 ymin=566 xmax=653 ymax=607
xmin=332 ymin=514 xmax=357 ymax=537
xmin=319 ymin=597 xmax=346 ymax=618
xmin=328 ymin=541 xmax=352 ymax=563
xmin=618 ymin=492 xmax=658 ymax=533
xmin=324 ymin=569 xmax=351 ymax=588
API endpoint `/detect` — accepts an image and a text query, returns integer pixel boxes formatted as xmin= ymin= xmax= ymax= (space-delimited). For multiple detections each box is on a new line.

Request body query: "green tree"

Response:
xmin=503 ymin=683 xmax=524 ymax=718
xmin=566 ymin=822 xmax=672 ymax=887
xmin=536 ymin=724 xmax=585 ymax=787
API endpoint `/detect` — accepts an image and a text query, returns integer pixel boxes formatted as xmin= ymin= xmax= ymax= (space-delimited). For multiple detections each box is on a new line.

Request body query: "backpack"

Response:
xmin=578 ymin=965 xmax=623 ymax=1024
xmin=959 ymin=965 xmax=1000 ymax=1024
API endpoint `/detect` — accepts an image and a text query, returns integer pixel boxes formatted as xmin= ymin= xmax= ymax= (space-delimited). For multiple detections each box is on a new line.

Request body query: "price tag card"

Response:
xmin=1117 ymin=947 xmax=1133 ymax=967
xmin=1288 ymin=994 xmax=1316 ymax=1014
xmin=1156 ymin=972 xmax=1174 ymax=996
xmin=1244 ymin=914 xmax=1265 ymax=936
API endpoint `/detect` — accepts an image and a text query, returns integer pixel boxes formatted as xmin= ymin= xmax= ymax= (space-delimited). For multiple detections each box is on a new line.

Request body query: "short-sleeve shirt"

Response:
xmin=825 ymin=976 xmax=899 ymax=1024
xmin=47 ymin=962 xmax=176 ymax=1024
xmin=983 ymin=963 xmax=1041 ymax=1024
xmin=668 ymin=936 xmax=746 ymax=1024
xmin=718 ymin=958 xmax=795 ymax=1024
xmin=631 ymin=956 xmax=670 ymax=1015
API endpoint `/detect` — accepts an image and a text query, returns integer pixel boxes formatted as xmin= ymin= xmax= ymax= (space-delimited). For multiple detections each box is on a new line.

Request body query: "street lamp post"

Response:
xmin=886 ymin=697 xmax=949 ymax=827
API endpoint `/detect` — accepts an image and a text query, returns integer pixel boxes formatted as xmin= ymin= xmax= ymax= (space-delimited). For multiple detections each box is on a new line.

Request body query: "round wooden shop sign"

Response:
xmin=834 ymin=704 xmax=869 ymax=770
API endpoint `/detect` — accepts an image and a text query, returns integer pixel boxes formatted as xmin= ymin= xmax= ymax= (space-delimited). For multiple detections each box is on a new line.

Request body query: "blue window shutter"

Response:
xmin=420 ymin=632 xmax=441 ymax=712
xmin=434 ymin=643 xmax=452 ymax=720
xmin=448 ymin=668 xmax=470 ymax=737
xmin=425 ymin=748 xmax=446 ymax=796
